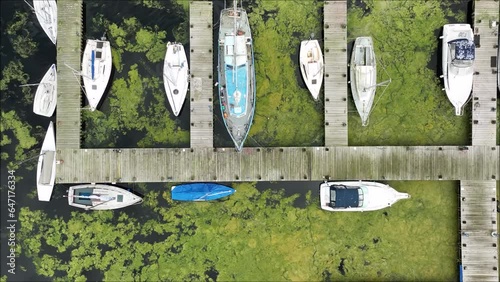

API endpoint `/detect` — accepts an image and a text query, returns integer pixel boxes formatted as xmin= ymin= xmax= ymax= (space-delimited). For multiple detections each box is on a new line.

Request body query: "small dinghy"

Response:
xmin=36 ymin=121 xmax=56 ymax=201
xmin=67 ymin=184 xmax=143 ymax=210
xmin=163 ymin=42 xmax=189 ymax=116
xmin=299 ymin=39 xmax=324 ymax=100
xmin=33 ymin=64 xmax=57 ymax=117
xmin=320 ymin=181 xmax=410 ymax=212
xmin=171 ymin=183 xmax=236 ymax=201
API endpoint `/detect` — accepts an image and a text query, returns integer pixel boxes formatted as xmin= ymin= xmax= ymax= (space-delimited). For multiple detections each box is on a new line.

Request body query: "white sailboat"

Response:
xmin=320 ymin=181 xmax=410 ymax=212
xmin=440 ymin=24 xmax=475 ymax=116
xmin=67 ymin=184 xmax=143 ymax=210
xmin=33 ymin=64 xmax=57 ymax=117
xmin=32 ymin=0 xmax=57 ymax=45
xmin=36 ymin=121 xmax=56 ymax=201
xmin=163 ymin=42 xmax=189 ymax=116
xmin=81 ymin=38 xmax=112 ymax=111
xmin=299 ymin=39 xmax=324 ymax=100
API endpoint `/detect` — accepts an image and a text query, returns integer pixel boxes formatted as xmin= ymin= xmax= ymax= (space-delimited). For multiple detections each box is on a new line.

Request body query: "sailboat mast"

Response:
xmin=233 ymin=0 xmax=237 ymax=85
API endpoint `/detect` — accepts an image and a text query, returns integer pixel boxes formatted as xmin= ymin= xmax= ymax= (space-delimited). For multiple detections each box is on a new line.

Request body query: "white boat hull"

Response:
xmin=82 ymin=39 xmax=112 ymax=111
xmin=163 ymin=42 xmax=189 ymax=116
xmin=299 ymin=40 xmax=324 ymax=100
xmin=36 ymin=121 xmax=56 ymax=201
xmin=33 ymin=64 xmax=57 ymax=117
xmin=33 ymin=0 xmax=57 ymax=45
xmin=320 ymin=181 xmax=410 ymax=212
xmin=350 ymin=37 xmax=376 ymax=126
xmin=441 ymin=24 xmax=475 ymax=116
xmin=68 ymin=184 xmax=143 ymax=210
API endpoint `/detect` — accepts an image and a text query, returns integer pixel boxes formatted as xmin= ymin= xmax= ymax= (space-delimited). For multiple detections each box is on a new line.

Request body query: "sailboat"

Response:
xmin=33 ymin=64 xmax=57 ymax=117
xmin=36 ymin=121 xmax=56 ymax=201
xmin=81 ymin=37 xmax=112 ymax=111
xmin=163 ymin=42 xmax=189 ymax=116
xmin=32 ymin=0 xmax=57 ymax=45
xmin=67 ymin=184 xmax=143 ymax=210
xmin=299 ymin=39 xmax=324 ymax=100
xmin=171 ymin=183 xmax=236 ymax=201
xmin=440 ymin=24 xmax=475 ymax=116
xmin=320 ymin=181 xmax=410 ymax=212
xmin=218 ymin=0 xmax=256 ymax=151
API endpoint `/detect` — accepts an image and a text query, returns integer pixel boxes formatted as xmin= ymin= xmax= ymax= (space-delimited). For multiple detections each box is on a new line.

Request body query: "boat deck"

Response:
xmin=471 ymin=0 xmax=498 ymax=146
xmin=460 ymin=181 xmax=499 ymax=282
xmin=323 ymin=0 xmax=348 ymax=146
xmin=56 ymin=0 xmax=83 ymax=148
xmin=189 ymin=1 xmax=214 ymax=148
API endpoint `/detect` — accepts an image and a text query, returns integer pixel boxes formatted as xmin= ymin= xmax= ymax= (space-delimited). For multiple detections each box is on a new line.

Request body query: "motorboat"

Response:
xmin=67 ymin=184 xmax=143 ymax=210
xmin=36 ymin=121 xmax=56 ymax=201
xmin=163 ymin=42 xmax=189 ymax=116
xmin=440 ymin=24 xmax=475 ymax=116
xmin=299 ymin=39 xmax=324 ymax=100
xmin=320 ymin=181 xmax=410 ymax=212
xmin=81 ymin=38 xmax=112 ymax=111
xmin=33 ymin=64 xmax=57 ymax=117
xmin=33 ymin=0 xmax=57 ymax=45
xmin=217 ymin=0 xmax=256 ymax=151
xmin=350 ymin=37 xmax=378 ymax=126
xmin=171 ymin=183 xmax=236 ymax=201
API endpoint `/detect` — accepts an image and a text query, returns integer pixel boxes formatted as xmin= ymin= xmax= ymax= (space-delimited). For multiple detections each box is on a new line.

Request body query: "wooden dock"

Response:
xmin=189 ymin=1 xmax=214 ymax=148
xmin=55 ymin=146 xmax=499 ymax=183
xmin=471 ymin=0 xmax=498 ymax=146
xmin=323 ymin=0 xmax=348 ymax=146
xmin=460 ymin=181 xmax=498 ymax=282
xmin=56 ymin=0 xmax=83 ymax=148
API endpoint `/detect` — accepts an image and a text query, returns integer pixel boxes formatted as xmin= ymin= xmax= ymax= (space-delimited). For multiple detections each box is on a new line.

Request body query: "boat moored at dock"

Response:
xmin=171 ymin=183 xmax=236 ymax=201
xmin=163 ymin=42 xmax=189 ymax=116
xmin=67 ymin=184 xmax=143 ymax=210
xmin=33 ymin=64 xmax=57 ymax=117
xmin=33 ymin=0 xmax=57 ymax=45
xmin=36 ymin=121 xmax=56 ymax=201
xmin=299 ymin=39 xmax=324 ymax=100
xmin=81 ymin=38 xmax=112 ymax=111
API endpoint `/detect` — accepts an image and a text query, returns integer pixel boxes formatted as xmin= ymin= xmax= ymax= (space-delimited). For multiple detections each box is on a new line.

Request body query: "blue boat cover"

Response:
xmin=450 ymin=39 xmax=475 ymax=60
xmin=91 ymin=50 xmax=95 ymax=80
xmin=331 ymin=186 xmax=360 ymax=208
xmin=171 ymin=183 xmax=236 ymax=201
xmin=225 ymin=66 xmax=248 ymax=118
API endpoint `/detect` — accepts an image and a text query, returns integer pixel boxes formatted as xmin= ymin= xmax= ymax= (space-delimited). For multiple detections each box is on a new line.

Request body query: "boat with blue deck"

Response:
xmin=218 ymin=0 xmax=256 ymax=151
xmin=171 ymin=183 xmax=236 ymax=201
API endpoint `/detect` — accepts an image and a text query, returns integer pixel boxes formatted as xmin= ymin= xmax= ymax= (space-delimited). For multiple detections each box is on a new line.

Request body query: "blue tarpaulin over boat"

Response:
xmin=171 ymin=183 xmax=236 ymax=201
xmin=450 ymin=39 xmax=475 ymax=60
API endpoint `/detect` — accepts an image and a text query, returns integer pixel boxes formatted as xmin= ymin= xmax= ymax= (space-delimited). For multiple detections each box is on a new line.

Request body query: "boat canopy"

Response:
xmin=330 ymin=186 xmax=361 ymax=208
xmin=449 ymin=39 xmax=475 ymax=60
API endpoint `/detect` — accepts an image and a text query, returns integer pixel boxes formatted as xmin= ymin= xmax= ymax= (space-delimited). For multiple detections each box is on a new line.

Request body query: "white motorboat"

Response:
xmin=81 ymin=38 xmax=112 ymax=111
xmin=299 ymin=39 xmax=324 ymax=100
xmin=440 ymin=24 xmax=475 ymax=116
xmin=320 ymin=181 xmax=410 ymax=212
xmin=33 ymin=0 xmax=57 ymax=45
xmin=350 ymin=37 xmax=377 ymax=126
xmin=68 ymin=184 xmax=143 ymax=210
xmin=163 ymin=42 xmax=189 ymax=116
xmin=33 ymin=64 xmax=57 ymax=117
xmin=36 ymin=121 xmax=56 ymax=201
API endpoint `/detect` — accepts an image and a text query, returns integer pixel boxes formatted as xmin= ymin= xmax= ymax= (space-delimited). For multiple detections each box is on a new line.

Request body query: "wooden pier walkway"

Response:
xmin=460 ymin=181 xmax=498 ymax=282
xmin=323 ymin=0 xmax=348 ymax=146
xmin=55 ymin=145 xmax=499 ymax=183
xmin=56 ymin=0 xmax=83 ymax=148
xmin=189 ymin=1 xmax=214 ymax=148
xmin=471 ymin=0 xmax=498 ymax=146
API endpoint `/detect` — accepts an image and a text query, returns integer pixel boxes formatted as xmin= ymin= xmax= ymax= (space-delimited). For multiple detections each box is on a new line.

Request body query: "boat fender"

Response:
xmin=223 ymin=112 xmax=228 ymax=118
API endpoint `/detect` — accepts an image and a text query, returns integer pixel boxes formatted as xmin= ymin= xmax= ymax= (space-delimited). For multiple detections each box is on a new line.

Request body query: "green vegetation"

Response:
xmin=347 ymin=0 xmax=470 ymax=145
xmin=19 ymin=181 xmax=458 ymax=281
xmin=248 ymin=0 xmax=325 ymax=146
xmin=0 ymin=111 xmax=38 ymax=169
xmin=6 ymin=11 xmax=38 ymax=58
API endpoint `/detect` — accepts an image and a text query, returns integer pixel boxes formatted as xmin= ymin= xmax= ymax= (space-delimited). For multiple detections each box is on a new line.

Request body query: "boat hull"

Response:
xmin=82 ymin=39 xmax=112 ymax=111
xmin=33 ymin=64 xmax=57 ymax=117
xmin=217 ymin=5 xmax=256 ymax=151
xmin=36 ymin=121 xmax=56 ymax=201
xmin=33 ymin=0 xmax=57 ymax=44
xmin=441 ymin=24 xmax=475 ymax=116
xmin=68 ymin=184 xmax=143 ymax=210
xmin=320 ymin=181 xmax=410 ymax=212
xmin=163 ymin=42 xmax=189 ymax=116
xmin=171 ymin=183 xmax=235 ymax=201
xmin=350 ymin=37 xmax=376 ymax=126
xmin=299 ymin=40 xmax=324 ymax=100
